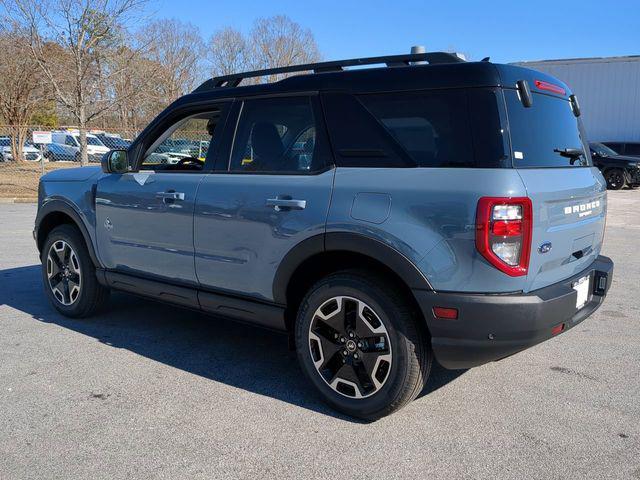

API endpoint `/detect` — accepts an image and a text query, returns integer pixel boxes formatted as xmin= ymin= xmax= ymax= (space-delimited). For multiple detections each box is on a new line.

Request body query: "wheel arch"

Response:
xmin=36 ymin=200 xmax=100 ymax=267
xmin=274 ymin=233 xmax=433 ymax=333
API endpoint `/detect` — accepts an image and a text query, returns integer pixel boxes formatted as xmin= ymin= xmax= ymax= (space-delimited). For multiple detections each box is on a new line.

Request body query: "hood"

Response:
xmin=1 ymin=145 xmax=39 ymax=153
xmin=42 ymin=166 xmax=102 ymax=182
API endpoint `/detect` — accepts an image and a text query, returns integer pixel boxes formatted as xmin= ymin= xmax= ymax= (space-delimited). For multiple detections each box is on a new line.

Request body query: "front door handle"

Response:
xmin=266 ymin=197 xmax=307 ymax=211
xmin=156 ymin=191 xmax=185 ymax=202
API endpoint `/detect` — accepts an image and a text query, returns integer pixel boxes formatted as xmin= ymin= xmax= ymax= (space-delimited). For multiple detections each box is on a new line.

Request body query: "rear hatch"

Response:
xmin=503 ymin=85 xmax=607 ymax=293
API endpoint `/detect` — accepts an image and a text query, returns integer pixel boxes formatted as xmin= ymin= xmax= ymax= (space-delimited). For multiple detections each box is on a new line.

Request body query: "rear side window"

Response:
xmin=322 ymin=89 xmax=508 ymax=168
xmin=359 ymin=90 xmax=475 ymax=168
xmin=505 ymin=90 xmax=590 ymax=168
xmin=229 ymin=96 xmax=326 ymax=173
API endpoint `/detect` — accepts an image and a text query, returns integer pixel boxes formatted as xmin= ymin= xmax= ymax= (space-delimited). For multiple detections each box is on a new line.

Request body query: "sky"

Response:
xmin=153 ymin=0 xmax=638 ymax=64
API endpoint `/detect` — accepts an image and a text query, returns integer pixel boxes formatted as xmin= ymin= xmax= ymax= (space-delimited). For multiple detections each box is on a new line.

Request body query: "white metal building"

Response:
xmin=514 ymin=56 xmax=640 ymax=142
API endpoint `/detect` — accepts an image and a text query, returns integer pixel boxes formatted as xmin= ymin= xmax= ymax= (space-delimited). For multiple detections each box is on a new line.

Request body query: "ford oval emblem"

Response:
xmin=538 ymin=242 xmax=552 ymax=254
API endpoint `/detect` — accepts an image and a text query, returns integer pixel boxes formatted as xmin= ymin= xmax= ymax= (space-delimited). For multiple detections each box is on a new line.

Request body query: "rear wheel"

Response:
xmin=295 ymin=271 xmax=432 ymax=420
xmin=605 ymin=168 xmax=626 ymax=190
xmin=41 ymin=224 xmax=109 ymax=318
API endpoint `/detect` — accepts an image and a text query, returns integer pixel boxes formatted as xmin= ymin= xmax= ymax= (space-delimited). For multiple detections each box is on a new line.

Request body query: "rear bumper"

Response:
xmin=414 ymin=255 xmax=614 ymax=369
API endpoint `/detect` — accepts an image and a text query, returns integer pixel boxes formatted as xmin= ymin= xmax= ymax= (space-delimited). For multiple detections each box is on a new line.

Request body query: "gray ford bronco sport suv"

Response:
xmin=35 ymin=52 xmax=614 ymax=420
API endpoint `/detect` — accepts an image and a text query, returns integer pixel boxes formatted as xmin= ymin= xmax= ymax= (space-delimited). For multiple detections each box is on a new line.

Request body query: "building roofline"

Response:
xmin=513 ymin=55 xmax=640 ymax=66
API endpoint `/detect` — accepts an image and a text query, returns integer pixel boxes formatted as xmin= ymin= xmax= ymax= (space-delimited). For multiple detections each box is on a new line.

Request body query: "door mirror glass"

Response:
xmin=103 ymin=150 xmax=129 ymax=174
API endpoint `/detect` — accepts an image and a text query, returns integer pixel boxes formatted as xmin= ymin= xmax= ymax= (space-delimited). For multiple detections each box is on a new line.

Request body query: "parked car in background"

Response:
xmin=0 ymin=137 xmax=42 ymax=162
xmin=45 ymin=131 xmax=110 ymax=162
xmin=94 ymin=133 xmax=131 ymax=150
xmin=589 ymin=142 xmax=640 ymax=189
xmin=602 ymin=142 xmax=640 ymax=158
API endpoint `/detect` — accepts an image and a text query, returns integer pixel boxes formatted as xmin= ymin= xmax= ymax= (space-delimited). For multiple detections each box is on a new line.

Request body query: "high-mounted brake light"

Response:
xmin=476 ymin=197 xmax=533 ymax=276
xmin=534 ymin=79 xmax=566 ymax=96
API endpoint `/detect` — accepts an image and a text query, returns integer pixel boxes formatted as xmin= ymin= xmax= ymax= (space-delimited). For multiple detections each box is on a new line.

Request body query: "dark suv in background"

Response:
xmin=590 ymin=142 xmax=640 ymax=189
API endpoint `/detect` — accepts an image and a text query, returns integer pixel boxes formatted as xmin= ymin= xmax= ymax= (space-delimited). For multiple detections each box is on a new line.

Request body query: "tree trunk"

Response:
xmin=79 ymin=104 xmax=88 ymax=166
xmin=8 ymin=125 xmax=26 ymax=163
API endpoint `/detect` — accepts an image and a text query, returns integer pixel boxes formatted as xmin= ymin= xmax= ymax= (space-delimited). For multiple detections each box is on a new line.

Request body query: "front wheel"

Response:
xmin=605 ymin=168 xmax=626 ymax=190
xmin=41 ymin=224 xmax=109 ymax=318
xmin=295 ymin=271 xmax=432 ymax=421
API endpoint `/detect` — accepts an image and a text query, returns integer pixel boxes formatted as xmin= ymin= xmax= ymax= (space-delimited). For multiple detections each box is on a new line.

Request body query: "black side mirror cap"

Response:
xmin=569 ymin=94 xmax=581 ymax=117
xmin=102 ymin=150 xmax=129 ymax=174
xmin=516 ymin=80 xmax=533 ymax=108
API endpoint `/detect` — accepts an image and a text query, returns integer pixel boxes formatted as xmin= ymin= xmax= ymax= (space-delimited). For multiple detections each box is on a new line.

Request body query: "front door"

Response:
xmin=194 ymin=95 xmax=334 ymax=302
xmin=96 ymin=106 xmax=229 ymax=285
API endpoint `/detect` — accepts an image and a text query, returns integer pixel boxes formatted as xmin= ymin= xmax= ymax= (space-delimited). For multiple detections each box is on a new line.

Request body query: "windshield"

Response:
xmin=505 ymin=90 xmax=591 ymax=168
xmin=590 ymin=142 xmax=618 ymax=157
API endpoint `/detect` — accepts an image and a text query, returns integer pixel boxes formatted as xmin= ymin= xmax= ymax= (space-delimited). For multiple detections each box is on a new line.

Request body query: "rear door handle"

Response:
xmin=266 ymin=198 xmax=307 ymax=211
xmin=156 ymin=191 xmax=185 ymax=202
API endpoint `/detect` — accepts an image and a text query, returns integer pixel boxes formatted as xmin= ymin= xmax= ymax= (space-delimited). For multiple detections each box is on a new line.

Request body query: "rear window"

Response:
xmin=505 ymin=90 xmax=590 ymax=168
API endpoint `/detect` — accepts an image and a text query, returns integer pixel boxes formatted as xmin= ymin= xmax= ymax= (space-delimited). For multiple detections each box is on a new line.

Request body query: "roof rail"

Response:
xmin=193 ymin=51 xmax=466 ymax=93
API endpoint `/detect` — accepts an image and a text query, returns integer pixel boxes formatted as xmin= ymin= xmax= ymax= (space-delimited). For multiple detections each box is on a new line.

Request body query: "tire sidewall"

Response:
xmin=41 ymin=225 xmax=97 ymax=317
xmin=295 ymin=275 xmax=417 ymax=417
xmin=605 ymin=169 xmax=625 ymax=190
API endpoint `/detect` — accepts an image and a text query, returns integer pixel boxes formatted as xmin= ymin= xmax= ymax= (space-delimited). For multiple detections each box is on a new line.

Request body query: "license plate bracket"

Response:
xmin=573 ymin=275 xmax=590 ymax=310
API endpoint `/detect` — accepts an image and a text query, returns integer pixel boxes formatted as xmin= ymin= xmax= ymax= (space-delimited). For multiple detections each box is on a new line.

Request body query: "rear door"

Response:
xmin=194 ymin=95 xmax=334 ymax=302
xmin=504 ymin=89 xmax=607 ymax=292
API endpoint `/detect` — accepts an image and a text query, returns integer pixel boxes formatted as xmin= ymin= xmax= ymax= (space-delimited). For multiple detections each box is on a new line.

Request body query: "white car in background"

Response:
xmin=0 ymin=137 xmax=42 ymax=162
xmin=47 ymin=131 xmax=110 ymax=162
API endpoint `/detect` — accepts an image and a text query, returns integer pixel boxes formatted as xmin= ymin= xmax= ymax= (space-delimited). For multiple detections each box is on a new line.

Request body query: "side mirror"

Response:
xmin=102 ymin=150 xmax=129 ymax=174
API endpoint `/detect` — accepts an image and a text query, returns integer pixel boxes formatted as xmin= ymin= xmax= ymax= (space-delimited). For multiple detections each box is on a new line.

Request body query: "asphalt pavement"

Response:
xmin=1 ymin=192 xmax=639 ymax=479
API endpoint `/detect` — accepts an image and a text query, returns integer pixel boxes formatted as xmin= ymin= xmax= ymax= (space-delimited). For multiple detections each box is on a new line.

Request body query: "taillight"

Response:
xmin=475 ymin=197 xmax=532 ymax=276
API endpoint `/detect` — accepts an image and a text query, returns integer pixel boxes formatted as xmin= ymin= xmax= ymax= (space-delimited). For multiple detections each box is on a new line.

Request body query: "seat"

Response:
xmin=249 ymin=122 xmax=284 ymax=171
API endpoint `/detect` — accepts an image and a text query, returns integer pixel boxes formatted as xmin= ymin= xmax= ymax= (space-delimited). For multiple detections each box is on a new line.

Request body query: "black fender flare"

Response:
xmin=272 ymin=232 xmax=432 ymax=305
xmin=35 ymin=199 xmax=102 ymax=268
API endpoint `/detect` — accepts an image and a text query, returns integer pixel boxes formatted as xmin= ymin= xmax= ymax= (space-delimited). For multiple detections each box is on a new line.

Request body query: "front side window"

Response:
xmin=625 ymin=143 xmax=640 ymax=156
xmin=229 ymin=96 xmax=323 ymax=173
xmin=65 ymin=136 xmax=78 ymax=147
xmin=87 ymin=136 xmax=105 ymax=146
xmin=505 ymin=90 xmax=590 ymax=168
xmin=141 ymin=108 xmax=225 ymax=172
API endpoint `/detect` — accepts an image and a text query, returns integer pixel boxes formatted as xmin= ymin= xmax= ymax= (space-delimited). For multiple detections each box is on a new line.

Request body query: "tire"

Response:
xmin=605 ymin=168 xmax=626 ymax=190
xmin=295 ymin=270 xmax=432 ymax=421
xmin=41 ymin=224 xmax=109 ymax=318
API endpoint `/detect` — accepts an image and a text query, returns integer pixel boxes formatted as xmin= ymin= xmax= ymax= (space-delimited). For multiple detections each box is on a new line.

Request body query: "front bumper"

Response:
xmin=627 ymin=167 xmax=640 ymax=186
xmin=414 ymin=255 xmax=614 ymax=369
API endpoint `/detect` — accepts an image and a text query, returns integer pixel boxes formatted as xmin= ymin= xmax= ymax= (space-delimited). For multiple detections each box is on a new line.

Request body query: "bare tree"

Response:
xmin=141 ymin=19 xmax=205 ymax=103
xmin=249 ymin=15 xmax=321 ymax=81
xmin=5 ymin=0 xmax=148 ymax=164
xmin=0 ymin=23 xmax=48 ymax=162
xmin=207 ymin=27 xmax=250 ymax=77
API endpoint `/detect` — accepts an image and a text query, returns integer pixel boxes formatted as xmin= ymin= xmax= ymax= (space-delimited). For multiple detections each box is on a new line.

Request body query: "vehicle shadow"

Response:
xmin=0 ymin=264 xmax=466 ymax=421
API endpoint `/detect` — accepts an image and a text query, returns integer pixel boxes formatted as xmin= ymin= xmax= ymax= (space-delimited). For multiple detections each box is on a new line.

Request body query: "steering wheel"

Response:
xmin=176 ymin=157 xmax=204 ymax=168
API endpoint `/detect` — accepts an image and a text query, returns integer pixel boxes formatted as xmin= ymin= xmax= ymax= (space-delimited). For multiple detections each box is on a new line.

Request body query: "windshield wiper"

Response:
xmin=554 ymin=147 xmax=586 ymax=165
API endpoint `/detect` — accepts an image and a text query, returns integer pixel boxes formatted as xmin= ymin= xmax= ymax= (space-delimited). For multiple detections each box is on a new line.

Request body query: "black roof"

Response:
xmin=183 ymin=52 xmax=573 ymax=103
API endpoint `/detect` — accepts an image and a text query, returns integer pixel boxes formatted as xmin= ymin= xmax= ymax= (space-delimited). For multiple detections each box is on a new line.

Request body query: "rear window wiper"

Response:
xmin=554 ymin=147 xmax=586 ymax=164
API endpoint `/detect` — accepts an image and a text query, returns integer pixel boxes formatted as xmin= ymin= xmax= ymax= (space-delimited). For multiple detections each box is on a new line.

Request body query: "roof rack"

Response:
xmin=193 ymin=51 xmax=466 ymax=93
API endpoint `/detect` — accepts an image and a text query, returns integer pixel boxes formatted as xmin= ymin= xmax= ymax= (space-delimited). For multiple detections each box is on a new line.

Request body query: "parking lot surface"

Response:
xmin=1 ymin=191 xmax=639 ymax=480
